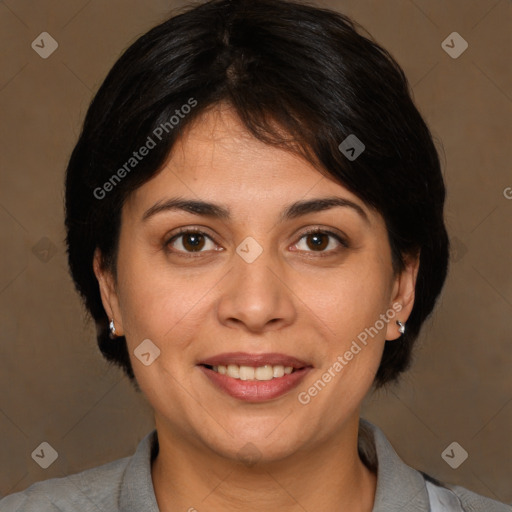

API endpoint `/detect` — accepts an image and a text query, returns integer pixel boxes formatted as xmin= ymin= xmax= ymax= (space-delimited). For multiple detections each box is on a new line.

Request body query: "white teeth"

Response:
xmin=255 ymin=365 xmax=274 ymax=381
xmin=227 ymin=364 xmax=240 ymax=378
xmin=239 ymin=366 xmax=255 ymax=380
xmin=273 ymin=365 xmax=285 ymax=378
xmin=210 ymin=364 xmax=298 ymax=380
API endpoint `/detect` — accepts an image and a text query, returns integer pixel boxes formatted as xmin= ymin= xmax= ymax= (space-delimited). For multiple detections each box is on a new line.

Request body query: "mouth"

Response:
xmin=200 ymin=363 xmax=298 ymax=380
xmin=197 ymin=352 xmax=313 ymax=402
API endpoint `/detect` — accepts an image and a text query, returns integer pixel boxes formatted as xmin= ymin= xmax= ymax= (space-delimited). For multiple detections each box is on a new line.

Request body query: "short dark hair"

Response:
xmin=65 ymin=0 xmax=449 ymax=388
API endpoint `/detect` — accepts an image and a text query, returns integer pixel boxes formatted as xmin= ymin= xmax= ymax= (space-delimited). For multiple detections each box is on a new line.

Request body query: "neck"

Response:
xmin=151 ymin=415 xmax=377 ymax=512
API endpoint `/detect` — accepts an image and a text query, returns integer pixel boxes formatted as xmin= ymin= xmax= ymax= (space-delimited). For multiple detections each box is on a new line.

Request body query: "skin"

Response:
xmin=94 ymin=103 xmax=419 ymax=512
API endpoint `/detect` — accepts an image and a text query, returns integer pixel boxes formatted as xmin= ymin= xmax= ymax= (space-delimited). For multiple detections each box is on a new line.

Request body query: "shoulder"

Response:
xmin=445 ymin=483 xmax=512 ymax=512
xmin=424 ymin=474 xmax=511 ymax=512
xmin=0 ymin=455 xmax=131 ymax=512
xmin=360 ymin=418 xmax=510 ymax=512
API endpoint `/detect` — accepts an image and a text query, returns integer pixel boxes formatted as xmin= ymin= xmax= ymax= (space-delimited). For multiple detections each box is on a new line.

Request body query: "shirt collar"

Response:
xmin=120 ymin=419 xmax=430 ymax=511
xmin=119 ymin=429 xmax=160 ymax=511
xmin=360 ymin=419 xmax=430 ymax=511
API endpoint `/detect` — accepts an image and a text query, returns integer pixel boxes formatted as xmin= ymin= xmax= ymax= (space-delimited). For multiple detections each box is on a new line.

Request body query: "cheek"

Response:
xmin=300 ymin=253 xmax=392 ymax=401
xmin=303 ymin=259 xmax=392 ymax=341
xmin=115 ymin=248 xmax=219 ymax=348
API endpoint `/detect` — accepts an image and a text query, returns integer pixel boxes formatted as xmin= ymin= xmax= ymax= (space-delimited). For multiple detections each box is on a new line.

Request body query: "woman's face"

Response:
xmin=95 ymin=104 xmax=418 ymax=462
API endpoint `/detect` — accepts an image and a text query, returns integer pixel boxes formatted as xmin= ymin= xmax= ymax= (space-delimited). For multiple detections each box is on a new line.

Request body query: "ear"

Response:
xmin=385 ymin=251 xmax=420 ymax=341
xmin=93 ymin=248 xmax=124 ymax=336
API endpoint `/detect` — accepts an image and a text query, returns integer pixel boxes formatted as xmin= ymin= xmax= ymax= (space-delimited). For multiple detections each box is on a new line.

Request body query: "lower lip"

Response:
xmin=198 ymin=365 xmax=312 ymax=402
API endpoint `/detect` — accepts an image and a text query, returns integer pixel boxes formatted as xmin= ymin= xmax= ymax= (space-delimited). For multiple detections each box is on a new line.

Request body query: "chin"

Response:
xmin=197 ymin=417 xmax=306 ymax=464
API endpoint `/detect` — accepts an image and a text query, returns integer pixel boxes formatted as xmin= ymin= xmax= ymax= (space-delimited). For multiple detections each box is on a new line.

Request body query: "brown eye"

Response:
xmin=305 ymin=232 xmax=330 ymax=251
xmin=294 ymin=229 xmax=348 ymax=254
xmin=166 ymin=230 xmax=217 ymax=254
xmin=181 ymin=233 xmax=206 ymax=252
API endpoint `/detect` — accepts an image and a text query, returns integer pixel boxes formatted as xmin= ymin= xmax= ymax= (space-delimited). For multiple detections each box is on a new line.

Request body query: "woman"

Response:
xmin=1 ymin=0 xmax=509 ymax=510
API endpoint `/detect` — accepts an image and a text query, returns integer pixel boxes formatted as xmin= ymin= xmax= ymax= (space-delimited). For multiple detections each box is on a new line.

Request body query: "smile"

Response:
xmin=204 ymin=363 xmax=297 ymax=380
xmin=198 ymin=364 xmax=312 ymax=402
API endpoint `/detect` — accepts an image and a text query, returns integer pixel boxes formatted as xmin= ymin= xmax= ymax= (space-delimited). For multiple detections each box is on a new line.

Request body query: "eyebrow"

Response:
xmin=141 ymin=196 xmax=369 ymax=224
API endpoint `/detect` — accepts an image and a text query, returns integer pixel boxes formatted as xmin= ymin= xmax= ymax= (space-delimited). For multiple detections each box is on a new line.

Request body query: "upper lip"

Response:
xmin=198 ymin=352 xmax=312 ymax=369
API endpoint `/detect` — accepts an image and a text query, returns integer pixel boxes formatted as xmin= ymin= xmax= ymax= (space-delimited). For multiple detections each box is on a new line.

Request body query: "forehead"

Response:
xmin=166 ymin=104 xmax=323 ymax=187
xmin=124 ymin=104 xmax=378 ymax=227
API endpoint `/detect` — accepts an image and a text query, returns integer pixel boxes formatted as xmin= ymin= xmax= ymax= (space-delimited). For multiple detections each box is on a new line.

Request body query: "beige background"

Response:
xmin=1 ymin=0 xmax=511 ymax=505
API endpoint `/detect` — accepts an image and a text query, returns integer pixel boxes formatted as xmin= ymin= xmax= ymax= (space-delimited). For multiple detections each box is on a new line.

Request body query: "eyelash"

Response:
xmin=164 ymin=227 xmax=349 ymax=258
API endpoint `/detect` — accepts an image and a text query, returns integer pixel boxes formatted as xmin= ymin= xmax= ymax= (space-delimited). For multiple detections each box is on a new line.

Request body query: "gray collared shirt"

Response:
xmin=1 ymin=419 xmax=509 ymax=511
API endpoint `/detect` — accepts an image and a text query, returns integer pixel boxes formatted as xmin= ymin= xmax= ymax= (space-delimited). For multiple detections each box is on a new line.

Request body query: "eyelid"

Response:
xmin=297 ymin=227 xmax=349 ymax=247
xmin=290 ymin=227 xmax=349 ymax=257
xmin=164 ymin=226 xmax=220 ymax=255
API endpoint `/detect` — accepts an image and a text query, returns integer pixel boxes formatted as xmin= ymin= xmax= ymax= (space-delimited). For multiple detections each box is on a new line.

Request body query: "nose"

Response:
xmin=216 ymin=245 xmax=297 ymax=333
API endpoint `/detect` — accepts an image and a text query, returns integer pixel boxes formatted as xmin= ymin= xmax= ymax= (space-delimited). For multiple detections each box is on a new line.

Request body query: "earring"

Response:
xmin=109 ymin=318 xmax=117 ymax=339
xmin=396 ymin=320 xmax=405 ymax=335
